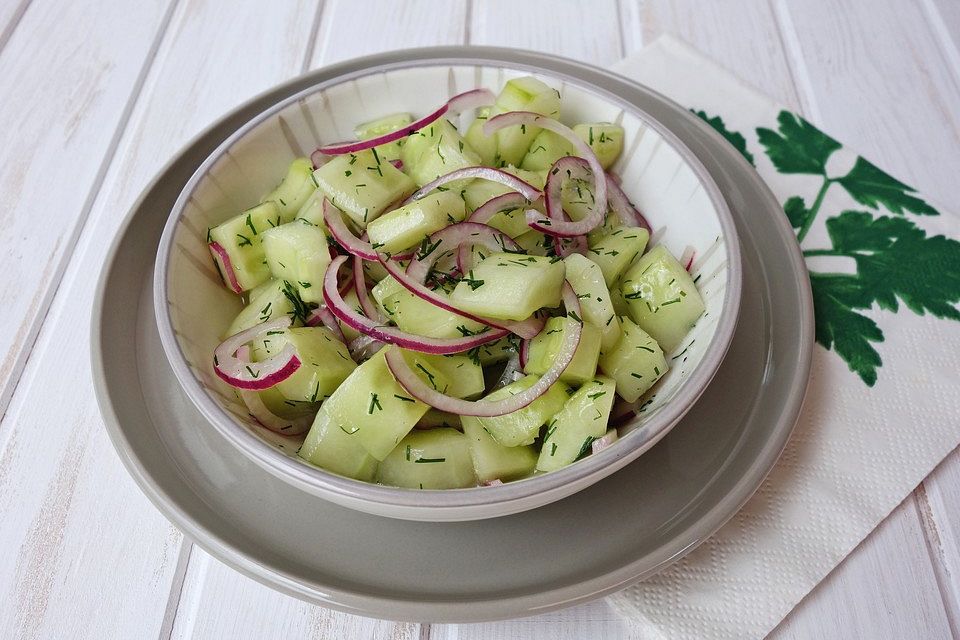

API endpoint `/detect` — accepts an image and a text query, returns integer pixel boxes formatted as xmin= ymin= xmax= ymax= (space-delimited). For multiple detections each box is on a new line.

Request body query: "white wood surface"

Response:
xmin=0 ymin=1 xmax=957 ymax=638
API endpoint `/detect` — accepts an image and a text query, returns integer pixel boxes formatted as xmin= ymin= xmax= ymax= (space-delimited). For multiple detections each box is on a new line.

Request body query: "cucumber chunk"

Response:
xmin=597 ymin=317 xmax=667 ymax=402
xmin=258 ymin=386 xmax=318 ymax=421
xmin=512 ymin=230 xmax=551 ymax=256
xmin=312 ymin=149 xmax=416 ymax=228
xmin=366 ymin=190 xmax=465 ymax=254
xmin=208 ymin=201 xmax=282 ymax=291
xmin=587 ymin=226 xmax=650 ymax=287
xmin=520 ymin=129 xmax=575 ymax=171
xmin=563 ymin=254 xmax=621 ymax=352
xmin=476 ymin=375 xmax=569 ymax=446
xmin=371 ymin=275 xmax=488 ymax=339
xmin=255 ymin=326 xmax=356 ymax=403
xmin=536 ymin=376 xmax=616 ymax=472
xmin=474 ymin=336 xmax=521 ymax=366
xmin=260 ymin=158 xmax=317 ymax=223
xmin=293 ymin=188 xmax=327 ymax=232
xmin=462 ymin=164 xmax=544 ymax=210
xmin=298 ymin=406 xmax=378 ymax=481
xmin=462 ymin=417 xmax=537 ymax=483
xmin=378 ymin=428 xmax=476 ymax=489
xmin=338 ymin=286 xmax=363 ymax=342
xmin=400 ymin=119 xmax=480 ymax=188
xmin=354 ymin=112 xmax=413 ymax=162
xmin=224 ymin=279 xmax=294 ymax=338
xmin=402 ymin=352 xmax=485 ymax=399
xmin=573 ymin=123 xmax=624 ymax=170
xmin=464 ymin=107 xmax=498 ymax=166
xmin=620 ymin=245 xmax=705 ymax=352
xmin=449 ymin=252 xmax=565 ymax=321
xmin=323 ymin=347 xmax=445 ymax=460
xmin=492 ymin=77 xmax=562 ymax=166
xmin=525 ymin=316 xmax=602 ymax=385
xmin=262 ymin=222 xmax=330 ymax=304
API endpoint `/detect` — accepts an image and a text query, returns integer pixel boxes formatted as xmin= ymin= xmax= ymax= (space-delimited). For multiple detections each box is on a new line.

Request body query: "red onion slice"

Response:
xmin=315 ymin=88 xmax=495 ymax=156
xmin=305 ymin=304 xmax=346 ymax=343
xmin=348 ymin=334 xmax=385 ymax=360
xmin=404 ymin=221 xmax=518 ymax=284
xmin=680 ymin=245 xmax=696 ymax=272
xmin=323 ymin=255 xmax=508 ymax=354
xmin=467 ymin=191 xmax=535 ymax=225
xmin=405 ymin=166 xmax=542 ymax=204
xmin=606 ymin=174 xmax=651 ymax=232
xmin=518 ymin=338 xmax=530 ymax=369
xmin=384 ymin=282 xmax=582 ymax=417
xmin=208 ymin=241 xmax=243 ymax=294
xmin=353 ymin=253 xmax=383 ymax=321
xmin=591 ymin=429 xmax=619 ymax=454
xmin=322 ymin=198 xmax=413 ymax=261
xmin=389 ymin=159 xmax=403 ymax=170
xmin=214 ymin=316 xmax=301 ymax=390
xmin=484 ymin=112 xmax=607 ymax=237
xmin=380 ymin=259 xmax=543 ymax=339
xmin=234 ymin=347 xmax=313 ymax=436
xmin=483 ymin=479 xmax=504 ymax=487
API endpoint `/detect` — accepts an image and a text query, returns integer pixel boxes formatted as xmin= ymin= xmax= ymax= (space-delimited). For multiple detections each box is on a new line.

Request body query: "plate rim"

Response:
xmin=91 ymin=45 xmax=813 ymax=622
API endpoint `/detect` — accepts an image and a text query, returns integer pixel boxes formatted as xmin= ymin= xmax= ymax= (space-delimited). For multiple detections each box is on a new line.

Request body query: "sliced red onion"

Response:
xmin=214 ymin=316 xmax=301 ymax=390
xmin=380 ymin=259 xmax=543 ymax=339
xmin=234 ymin=347 xmax=313 ymax=436
xmin=484 ymin=112 xmax=607 ymax=237
xmin=681 ymin=245 xmax=696 ymax=272
xmin=305 ymin=304 xmax=346 ymax=343
xmin=323 ymin=255 xmax=508 ymax=354
xmin=209 ymin=241 xmax=243 ymax=294
xmin=467 ymin=191 xmax=535 ymax=225
xmin=405 ymin=221 xmax=519 ymax=285
xmin=483 ymin=479 xmax=504 ymax=487
xmin=390 ymin=159 xmax=403 ymax=170
xmin=405 ymin=166 xmax=542 ymax=204
xmin=348 ymin=333 xmax=385 ymax=360
xmin=452 ymin=225 xmax=522 ymax=278
xmin=591 ymin=429 xmax=619 ymax=454
xmin=353 ymin=253 xmax=383 ymax=321
xmin=518 ymin=338 xmax=530 ymax=369
xmin=544 ymin=156 xmax=591 ymax=221
xmin=606 ymin=173 xmax=651 ymax=232
xmin=495 ymin=353 xmax=524 ymax=389
xmin=322 ymin=198 xmax=413 ymax=261
xmin=315 ymin=88 xmax=495 ymax=156
xmin=383 ymin=282 xmax=582 ymax=417
xmin=310 ymin=149 xmax=328 ymax=169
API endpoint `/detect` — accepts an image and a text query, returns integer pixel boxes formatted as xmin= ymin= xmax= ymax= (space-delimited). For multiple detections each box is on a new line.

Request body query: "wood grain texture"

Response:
xmin=0 ymin=0 xmax=171 ymax=421
xmin=0 ymin=0 xmax=319 ymax=637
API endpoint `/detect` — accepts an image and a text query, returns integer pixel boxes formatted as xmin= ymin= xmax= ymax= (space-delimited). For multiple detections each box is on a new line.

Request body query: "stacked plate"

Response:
xmin=92 ymin=47 xmax=812 ymax=622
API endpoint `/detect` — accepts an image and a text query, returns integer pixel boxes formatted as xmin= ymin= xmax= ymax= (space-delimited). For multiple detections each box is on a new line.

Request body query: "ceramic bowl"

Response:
xmin=154 ymin=58 xmax=742 ymax=521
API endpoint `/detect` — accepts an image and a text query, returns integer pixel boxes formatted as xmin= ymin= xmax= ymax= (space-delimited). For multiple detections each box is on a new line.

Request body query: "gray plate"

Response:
xmin=91 ymin=47 xmax=813 ymax=623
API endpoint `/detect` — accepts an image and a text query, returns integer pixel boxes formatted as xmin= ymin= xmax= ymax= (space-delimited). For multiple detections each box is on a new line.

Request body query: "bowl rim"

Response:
xmin=154 ymin=53 xmax=743 ymax=515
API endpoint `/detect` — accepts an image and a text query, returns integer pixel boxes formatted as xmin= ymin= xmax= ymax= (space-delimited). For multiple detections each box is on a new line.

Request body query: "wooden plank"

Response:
xmin=0 ymin=0 xmax=171 ymax=420
xmin=0 ymin=0 xmax=320 ymax=637
xmin=170 ymin=547 xmax=421 ymax=639
xmin=918 ymin=452 xmax=960 ymax=636
xmin=470 ymin=0 xmax=623 ymax=67
xmin=924 ymin=0 xmax=960 ymax=76
xmin=310 ymin=0 xmax=467 ymax=66
xmin=0 ymin=0 xmax=30 ymax=54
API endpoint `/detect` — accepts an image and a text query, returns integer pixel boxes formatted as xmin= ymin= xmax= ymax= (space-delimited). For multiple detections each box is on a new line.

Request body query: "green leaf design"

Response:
xmin=756 ymin=111 xmax=841 ymax=175
xmin=783 ymin=196 xmax=808 ymax=229
xmin=836 ymin=157 xmax=939 ymax=216
xmin=810 ymin=273 xmax=884 ymax=386
xmin=826 ymin=211 xmax=960 ymax=319
xmin=692 ymin=110 xmax=755 ymax=166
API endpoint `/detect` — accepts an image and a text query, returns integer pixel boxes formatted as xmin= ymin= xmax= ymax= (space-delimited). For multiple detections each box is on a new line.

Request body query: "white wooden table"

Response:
xmin=1 ymin=1 xmax=958 ymax=638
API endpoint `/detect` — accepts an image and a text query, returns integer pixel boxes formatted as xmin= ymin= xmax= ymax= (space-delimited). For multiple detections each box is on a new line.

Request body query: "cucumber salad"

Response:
xmin=207 ymin=77 xmax=705 ymax=489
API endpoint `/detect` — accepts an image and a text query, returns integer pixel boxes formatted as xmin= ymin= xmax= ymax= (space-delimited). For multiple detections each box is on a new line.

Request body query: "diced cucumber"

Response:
xmin=587 ymin=226 xmax=650 ymax=287
xmin=610 ymin=280 xmax=631 ymax=317
xmin=354 ymin=112 xmax=413 ymax=162
xmin=520 ymin=129 xmax=575 ymax=171
xmin=418 ymin=409 xmax=461 ymax=428
xmin=323 ymin=347 xmax=444 ymax=460
xmin=261 ymin=158 xmax=317 ymax=222
xmin=366 ymin=191 xmax=465 ymax=254
xmin=338 ymin=286 xmax=363 ymax=342
xmin=563 ymin=254 xmax=621 ymax=352
xmin=464 ymin=107 xmax=498 ymax=166
xmin=573 ymin=123 xmax=624 ymax=169
xmin=492 ymin=77 xmax=562 ymax=166
xmin=298 ymin=406 xmax=378 ymax=481
xmin=449 ymin=253 xmax=565 ymax=321
xmin=224 ymin=280 xmax=294 ymax=338
xmin=312 ymin=149 xmax=416 ymax=228
xmin=462 ymin=165 xmax=545 ymax=210
xmin=597 ymin=317 xmax=667 ymax=402
xmin=402 ymin=352 xmax=485 ymax=399
xmin=513 ymin=230 xmax=551 ymax=256
xmin=371 ymin=275 xmax=488 ymax=339
xmin=269 ymin=327 xmax=356 ymax=403
xmin=525 ymin=316 xmax=602 ymax=385
xmin=462 ymin=417 xmax=537 ymax=483
xmin=258 ymin=386 xmax=318 ymax=421
xmin=536 ymin=376 xmax=616 ymax=472
xmin=620 ymin=245 xmax=705 ymax=352
xmin=476 ymin=375 xmax=569 ymax=447
xmin=562 ymin=178 xmax=598 ymax=223
xmin=262 ymin=221 xmax=330 ymax=304
xmin=378 ymin=428 xmax=476 ymax=489
xmin=400 ymin=119 xmax=480 ymax=188
xmin=293 ymin=188 xmax=327 ymax=232
xmin=474 ymin=336 xmax=521 ymax=366
xmin=208 ymin=201 xmax=281 ymax=291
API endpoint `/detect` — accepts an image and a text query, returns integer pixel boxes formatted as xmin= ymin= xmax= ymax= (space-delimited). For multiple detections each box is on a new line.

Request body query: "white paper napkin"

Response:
xmin=606 ymin=36 xmax=960 ymax=639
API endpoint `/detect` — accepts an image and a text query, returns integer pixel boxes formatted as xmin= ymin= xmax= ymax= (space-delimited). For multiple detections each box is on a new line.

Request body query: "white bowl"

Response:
xmin=155 ymin=58 xmax=742 ymax=521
